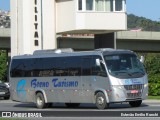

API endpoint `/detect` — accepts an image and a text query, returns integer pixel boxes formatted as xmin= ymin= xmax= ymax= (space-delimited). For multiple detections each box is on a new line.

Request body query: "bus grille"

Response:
xmin=124 ymin=84 xmax=143 ymax=90
xmin=127 ymin=92 xmax=142 ymax=98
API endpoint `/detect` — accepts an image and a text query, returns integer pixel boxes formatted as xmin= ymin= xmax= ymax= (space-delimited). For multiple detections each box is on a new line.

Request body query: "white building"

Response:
xmin=11 ymin=0 xmax=127 ymax=56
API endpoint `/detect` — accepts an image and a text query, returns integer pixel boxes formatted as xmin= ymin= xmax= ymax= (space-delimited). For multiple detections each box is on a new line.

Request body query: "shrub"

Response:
xmin=0 ymin=50 xmax=7 ymax=82
xmin=144 ymin=53 xmax=160 ymax=96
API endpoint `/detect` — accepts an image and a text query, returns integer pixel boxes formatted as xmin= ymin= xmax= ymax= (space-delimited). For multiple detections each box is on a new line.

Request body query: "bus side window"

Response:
xmin=10 ymin=59 xmax=25 ymax=77
xmin=81 ymin=57 xmax=92 ymax=76
xmin=23 ymin=59 xmax=34 ymax=77
xmin=54 ymin=57 xmax=67 ymax=76
xmin=32 ymin=58 xmax=43 ymax=77
xmin=66 ymin=57 xmax=81 ymax=76
xmin=92 ymin=57 xmax=107 ymax=77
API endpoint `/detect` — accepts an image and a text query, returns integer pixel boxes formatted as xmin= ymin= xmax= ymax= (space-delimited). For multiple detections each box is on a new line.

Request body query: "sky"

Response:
xmin=0 ymin=0 xmax=10 ymax=11
xmin=127 ymin=0 xmax=160 ymax=21
xmin=0 ymin=0 xmax=160 ymax=21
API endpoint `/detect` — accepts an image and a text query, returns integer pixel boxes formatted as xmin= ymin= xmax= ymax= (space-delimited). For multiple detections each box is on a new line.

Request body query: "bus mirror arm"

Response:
xmin=100 ymin=60 xmax=105 ymax=65
xmin=96 ymin=59 xmax=105 ymax=66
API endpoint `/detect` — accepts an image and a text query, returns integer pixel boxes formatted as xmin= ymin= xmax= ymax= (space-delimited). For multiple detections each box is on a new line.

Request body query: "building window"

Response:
xmin=86 ymin=0 xmax=93 ymax=10
xmin=105 ymin=0 xmax=113 ymax=11
xmin=78 ymin=0 xmax=125 ymax=12
xmin=115 ymin=0 xmax=123 ymax=11
xmin=78 ymin=0 xmax=82 ymax=10
xmin=95 ymin=0 xmax=114 ymax=11
xmin=95 ymin=0 xmax=104 ymax=11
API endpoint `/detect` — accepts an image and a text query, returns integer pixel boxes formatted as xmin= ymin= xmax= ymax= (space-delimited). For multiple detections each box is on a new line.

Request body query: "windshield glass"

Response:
xmin=104 ymin=54 xmax=145 ymax=79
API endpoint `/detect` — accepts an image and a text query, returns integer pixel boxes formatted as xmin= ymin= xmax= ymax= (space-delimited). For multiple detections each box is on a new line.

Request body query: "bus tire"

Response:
xmin=36 ymin=92 xmax=46 ymax=109
xmin=65 ymin=103 xmax=80 ymax=108
xmin=4 ymin=97 xmax=10 ymax=100
xmin=95 ymin=92 xmax=108 ymax=109
xmin=129 ymin=100 xmax=142 ymax=107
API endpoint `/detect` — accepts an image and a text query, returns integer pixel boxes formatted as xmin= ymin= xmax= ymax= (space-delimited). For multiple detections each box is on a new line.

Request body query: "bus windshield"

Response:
xmin=104 ymin=54 xmax=145 ymax=79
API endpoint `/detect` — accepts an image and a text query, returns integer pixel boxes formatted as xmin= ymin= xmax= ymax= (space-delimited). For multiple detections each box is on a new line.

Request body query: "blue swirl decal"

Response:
xmin=16 ymin=79 xmax=26 ymax=100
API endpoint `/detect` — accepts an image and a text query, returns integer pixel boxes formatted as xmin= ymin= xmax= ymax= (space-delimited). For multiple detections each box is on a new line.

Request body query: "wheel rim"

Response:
xmin=97 ymin=96 xmax=104 ymax=106
xmin=37 ymin=96 xmax=43 ymax=106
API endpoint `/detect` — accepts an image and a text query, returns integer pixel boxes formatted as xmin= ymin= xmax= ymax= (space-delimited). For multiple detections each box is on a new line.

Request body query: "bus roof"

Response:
xmin=12 ymin=48 xmax=134 ymax=59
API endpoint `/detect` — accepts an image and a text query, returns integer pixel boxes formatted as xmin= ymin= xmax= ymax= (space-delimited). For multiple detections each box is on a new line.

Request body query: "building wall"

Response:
xmin=11 ymin=0 xmax=127 ymax=56
xmin=11 ymin=0 xmax=56 ymax=57
xmin=43 ymin=0 xmax=56 ymax=50
xmin=56 ymin=0 xmax=127 ymax=34
xmin=56 ymin=0 xmax=76 ymax=33
xmin=76 ymin=12 xmax=126 ymax=30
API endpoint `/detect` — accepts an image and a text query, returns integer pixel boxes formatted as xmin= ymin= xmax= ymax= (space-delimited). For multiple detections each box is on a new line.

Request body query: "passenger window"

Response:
xmin=11 ymin=59 xmax=25 ymax=77
xmin=33 ymin=58 xmax=44 ymax=77
xmin=23 ymin=59 xmax=34 ymax=77
xmin=66 ymin=57 xmax=81 ymax=76
xmin=39 ymin=58 xmax=56 ymax=77
xmin=54 ymin=57 xmax=68 ymax=76
xmin=82 ymin=57 xmax=92 ymax=76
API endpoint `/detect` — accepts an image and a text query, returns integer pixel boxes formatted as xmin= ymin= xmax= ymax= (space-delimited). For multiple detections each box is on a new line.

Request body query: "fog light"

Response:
xmin=144 ymin=83 xmax=148 ymax=88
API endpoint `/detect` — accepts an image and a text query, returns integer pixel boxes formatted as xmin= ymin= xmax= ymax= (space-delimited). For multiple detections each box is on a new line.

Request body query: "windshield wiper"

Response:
xmin=131 ymin=71 xmax=145 ymax=75
xmin=116 ymin=71 xmax=132 ymax=76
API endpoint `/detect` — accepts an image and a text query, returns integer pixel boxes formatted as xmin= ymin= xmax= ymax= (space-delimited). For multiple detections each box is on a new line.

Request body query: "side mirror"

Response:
xmin=96 ymin=59 xmax=101 ymax=66
xmin=140 ymin=56 xmax=145 ymax=63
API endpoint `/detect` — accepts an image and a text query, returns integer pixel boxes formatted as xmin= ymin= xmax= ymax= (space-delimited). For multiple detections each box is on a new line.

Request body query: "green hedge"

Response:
xmin=144 ymin=53 xmax=160 ymax=96
xmin=0 ymin=50 xmax=7 ymax=82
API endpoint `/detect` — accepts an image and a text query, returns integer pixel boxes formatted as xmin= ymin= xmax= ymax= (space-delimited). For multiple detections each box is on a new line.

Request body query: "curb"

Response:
xmin=143 ymin=99 xmax=160 ymax=103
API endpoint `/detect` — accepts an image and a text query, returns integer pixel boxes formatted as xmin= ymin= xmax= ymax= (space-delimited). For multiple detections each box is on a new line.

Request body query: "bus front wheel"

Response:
xmin=129 ymin=100 xmax=142 ymax=107
xmin=95 ymin=92 xmax=108 ymax=109
xmin=36 ymin=92 xmax=46 ymax=109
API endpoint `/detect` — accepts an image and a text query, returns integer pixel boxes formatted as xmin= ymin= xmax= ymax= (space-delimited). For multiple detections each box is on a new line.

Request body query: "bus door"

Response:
xmin=91 ymin=56 xmax=109 ymax=100
xmin=81 ymin=57 xmax=94 ymax=103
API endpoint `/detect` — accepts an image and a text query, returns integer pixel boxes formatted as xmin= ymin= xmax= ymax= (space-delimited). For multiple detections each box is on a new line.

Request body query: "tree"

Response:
xmin=0 ymin=50 xmax=7 ymax=82
xmin=127 ymin=14 xmax=160 ymax=31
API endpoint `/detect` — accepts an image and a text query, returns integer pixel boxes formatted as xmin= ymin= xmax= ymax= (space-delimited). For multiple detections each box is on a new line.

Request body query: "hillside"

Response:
xmin=127 ymin=14 xmax=160 ymax=31
xmin=0 ymin=9 xmax=10 ymax=28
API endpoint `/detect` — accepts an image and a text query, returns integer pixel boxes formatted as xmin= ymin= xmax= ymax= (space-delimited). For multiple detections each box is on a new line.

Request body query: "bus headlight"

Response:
xmin=144 ymin=83 xmax=148 ymax=88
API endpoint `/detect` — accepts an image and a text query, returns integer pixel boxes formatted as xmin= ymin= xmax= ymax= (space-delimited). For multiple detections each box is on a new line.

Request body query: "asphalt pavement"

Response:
xmin=0 ymin=98 xmax=160 ymax=119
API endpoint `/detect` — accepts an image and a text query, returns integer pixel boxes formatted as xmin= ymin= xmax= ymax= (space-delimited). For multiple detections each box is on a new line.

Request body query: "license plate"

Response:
xmin=0 ymin=92 xmax=5 ymax=95
xmin=131 ymin=90 xmax=138 ymax=94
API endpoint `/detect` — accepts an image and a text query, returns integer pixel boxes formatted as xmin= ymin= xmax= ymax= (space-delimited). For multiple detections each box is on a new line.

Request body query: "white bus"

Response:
xmin=9 ymin=48 xmax=148 ymax=109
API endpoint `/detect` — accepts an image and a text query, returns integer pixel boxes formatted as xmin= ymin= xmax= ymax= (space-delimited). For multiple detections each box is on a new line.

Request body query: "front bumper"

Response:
xmin=108 ymin=84 xmax=148 ymax=103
